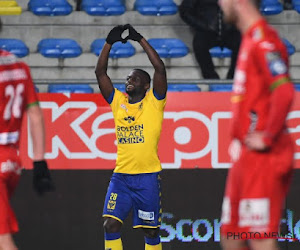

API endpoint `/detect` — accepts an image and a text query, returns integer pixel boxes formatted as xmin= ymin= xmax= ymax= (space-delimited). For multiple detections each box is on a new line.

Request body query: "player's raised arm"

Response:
xmin=125 ymin=24 xmax=167 ymax=98
xmin=95 ymin=25 xmax=125 ymax=101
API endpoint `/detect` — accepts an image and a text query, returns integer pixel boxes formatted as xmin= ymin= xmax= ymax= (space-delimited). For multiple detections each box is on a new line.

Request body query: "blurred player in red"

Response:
xmin=218 ymin=0 xmax=295 ymax=249
xmin=0 ymin=30 xmax=55 ymax=250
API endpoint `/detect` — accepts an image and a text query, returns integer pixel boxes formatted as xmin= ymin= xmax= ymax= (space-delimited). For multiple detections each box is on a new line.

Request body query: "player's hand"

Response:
xmin=106 ymin=25 xmax=127 ymax=45
xmin=33 ymin=160 xmax=55 ymax=196
xmin=244 ymin=131 xmax=269 ymax=151
xmin=124 ymin=24 xmax=143 ymax=42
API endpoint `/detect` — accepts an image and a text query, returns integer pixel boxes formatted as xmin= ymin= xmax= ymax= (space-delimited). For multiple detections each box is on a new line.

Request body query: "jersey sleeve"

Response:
xmin=254 ymin=40 xmax=294 ymax=146
xmin=110 ymin=88 xmax=126 ymax=115
xmin=148 ymin=88 xmax=166 ymax=111
xmin=22 ymin=62 xmax=39 ymax=108
xmin=254 ymin=40 xmax=291 ymax=91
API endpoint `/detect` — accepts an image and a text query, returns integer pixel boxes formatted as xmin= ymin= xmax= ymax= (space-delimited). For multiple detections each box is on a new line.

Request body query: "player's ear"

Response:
xmin=145 ymin=82 xmax=150 ymax=90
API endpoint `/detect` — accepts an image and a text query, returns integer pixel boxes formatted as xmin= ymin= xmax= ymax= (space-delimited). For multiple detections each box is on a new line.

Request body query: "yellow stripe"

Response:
xmin=270 ymin=76 xmax=290 ymax=91
xmin=102 ymin=214 xmax=123 ymax=224
xmin=133 ymin=225 xmax=161 ymax=229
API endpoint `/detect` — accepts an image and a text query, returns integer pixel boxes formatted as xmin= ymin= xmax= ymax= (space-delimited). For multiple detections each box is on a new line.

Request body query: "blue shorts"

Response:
xmin=103 ymin=172 xmax=162 ymax=228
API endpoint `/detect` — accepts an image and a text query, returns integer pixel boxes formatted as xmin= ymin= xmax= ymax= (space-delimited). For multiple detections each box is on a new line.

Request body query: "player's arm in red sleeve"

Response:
xmin=22 ymin=62 xmax=45 ymax=160
xmin=23 ymin=62 xmax=55 ymax=195
xmin=256 ymin=41 xmax=294 ymax=147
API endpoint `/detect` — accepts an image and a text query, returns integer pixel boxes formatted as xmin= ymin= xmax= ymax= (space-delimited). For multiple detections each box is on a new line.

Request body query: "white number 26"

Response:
xmin=4 ymin=84 xmax=24 ymax=120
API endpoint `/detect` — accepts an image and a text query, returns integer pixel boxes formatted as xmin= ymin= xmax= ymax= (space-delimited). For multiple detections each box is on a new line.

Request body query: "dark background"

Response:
xmin=11 ymin=169 xmax=300 ymax=250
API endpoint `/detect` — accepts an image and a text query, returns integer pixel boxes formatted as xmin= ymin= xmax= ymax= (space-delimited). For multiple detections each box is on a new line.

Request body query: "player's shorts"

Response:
xmin=103 ymin=172 xmax=162 ymax=228
xmin=221 ymin=134 xmax=294 ymax=240
xmin=0 ymin=146 xmax=22 ymax=234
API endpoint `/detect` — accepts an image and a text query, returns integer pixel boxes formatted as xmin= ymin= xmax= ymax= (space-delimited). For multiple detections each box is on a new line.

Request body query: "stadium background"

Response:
xmin=1 ymin=0 xmax=300 ymax=249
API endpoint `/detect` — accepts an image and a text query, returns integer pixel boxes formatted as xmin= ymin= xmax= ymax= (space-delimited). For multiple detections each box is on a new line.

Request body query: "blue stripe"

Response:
xmin=106 ymin=88 xmax=115 ymax=104
xmin=153 ymin=89 xmax=166 ymax=100
xmin=105 ymin=232 xmax=121 ymax=240
xmin=145 ymin=236 xmax=160 ymax=245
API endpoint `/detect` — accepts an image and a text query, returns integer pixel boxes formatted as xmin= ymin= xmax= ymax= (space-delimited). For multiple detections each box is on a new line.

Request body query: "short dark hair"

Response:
xmin=133 ymin=68 xmax=151 ymax=84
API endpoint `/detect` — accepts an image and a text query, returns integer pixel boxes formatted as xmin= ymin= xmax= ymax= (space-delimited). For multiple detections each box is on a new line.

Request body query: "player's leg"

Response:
xmin=102 ymin=173 xmax=132 ymax=250
xmin=103 ymin=217 xmax=123 ymax=250
xmin=0 ymin=234 xmax=18 ymax=250
xmin=221 ymin=236 xmax=248 ymax=250
xmin=0 ymin=176 xmax=19 ymax=250
xmin=143 ymin=228 xmax=161 ymax=250
xmin=247 ymin=137 xmax=293 ymax=250
xmin=130 ymin=172 xmax=162 ymax=249
xmin=220 ymin=148 xmax=247 ymax=249
xmin=248 ymin=239 xmax=279 ymax=250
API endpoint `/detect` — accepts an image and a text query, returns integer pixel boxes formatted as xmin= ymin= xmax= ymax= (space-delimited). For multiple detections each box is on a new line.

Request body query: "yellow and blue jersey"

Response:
xmin=109 ymin=88 xmax=166 ymax=174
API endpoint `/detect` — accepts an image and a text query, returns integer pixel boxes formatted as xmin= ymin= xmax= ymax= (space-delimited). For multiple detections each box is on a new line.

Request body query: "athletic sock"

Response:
xmin=105 ymin=232 xmax=123 ymax=250
xmin=145 ymin=236 xmax=162 ymax=250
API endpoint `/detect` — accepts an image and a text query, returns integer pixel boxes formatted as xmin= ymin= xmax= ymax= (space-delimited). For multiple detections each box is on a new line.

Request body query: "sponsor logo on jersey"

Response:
xmin=266 ymin=51 xmax=287 ymax=76
xmin=120 ymin=104 xmax=127 ymax=111
xmin=138 ymin=210 xmax=155 ymax=221
xmin=238 ymin=198 xmax=270 ymax=227
xmin=124 ymin=116 xmax=135 ymax=123
xmin=0 ymin=160 xmax=21 ymax=174
xmin=117 ymin=124 xmax=144 ymax=144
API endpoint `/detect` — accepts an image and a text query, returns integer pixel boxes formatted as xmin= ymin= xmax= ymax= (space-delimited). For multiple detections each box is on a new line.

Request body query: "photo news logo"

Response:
xmin=226 ymin=232 xmax=299 ymax=241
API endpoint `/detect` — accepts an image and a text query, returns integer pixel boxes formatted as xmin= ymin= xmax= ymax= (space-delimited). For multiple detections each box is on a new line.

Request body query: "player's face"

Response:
xmin=125 ymin=71 xmax=147 ymax=96
xmin=219 ymin=0 xmax=237 ymax=24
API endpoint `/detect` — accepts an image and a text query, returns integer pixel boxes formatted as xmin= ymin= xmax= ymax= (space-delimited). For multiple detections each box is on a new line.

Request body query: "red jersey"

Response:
xmin=0 ymin=50 xmax=38 ymax=147
xmin=231 ymin=19 xmax=294 ymax=144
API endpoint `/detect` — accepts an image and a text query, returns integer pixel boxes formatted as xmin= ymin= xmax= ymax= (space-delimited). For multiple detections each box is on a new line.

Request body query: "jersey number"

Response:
xmin=4 ymin=84 xmax=24 ymax=120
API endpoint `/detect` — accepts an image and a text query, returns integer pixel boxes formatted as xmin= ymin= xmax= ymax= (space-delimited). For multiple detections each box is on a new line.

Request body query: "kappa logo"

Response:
xmin=124 ymin=116 xmax=135 ymax=123
xmin=35 ymin=102 xmax=234 ymax=168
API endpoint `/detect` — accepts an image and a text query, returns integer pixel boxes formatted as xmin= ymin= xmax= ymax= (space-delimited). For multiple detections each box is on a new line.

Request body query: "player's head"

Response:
xmin=125 ymin=69 xmax=150 ymax=96
xmin=219 ymin=0 xmax=261 ymax=24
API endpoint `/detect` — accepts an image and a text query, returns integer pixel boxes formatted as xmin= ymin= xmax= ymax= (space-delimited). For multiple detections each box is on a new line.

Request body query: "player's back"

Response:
xmin=0 ymin=50 xmax=38 ymax=147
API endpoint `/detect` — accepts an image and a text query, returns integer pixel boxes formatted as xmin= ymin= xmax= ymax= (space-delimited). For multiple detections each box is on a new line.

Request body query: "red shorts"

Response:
xmin=0 ymin=146 xmax=22 ymax=235
xmin=221 ymin=134 xmax=294 ymax=240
